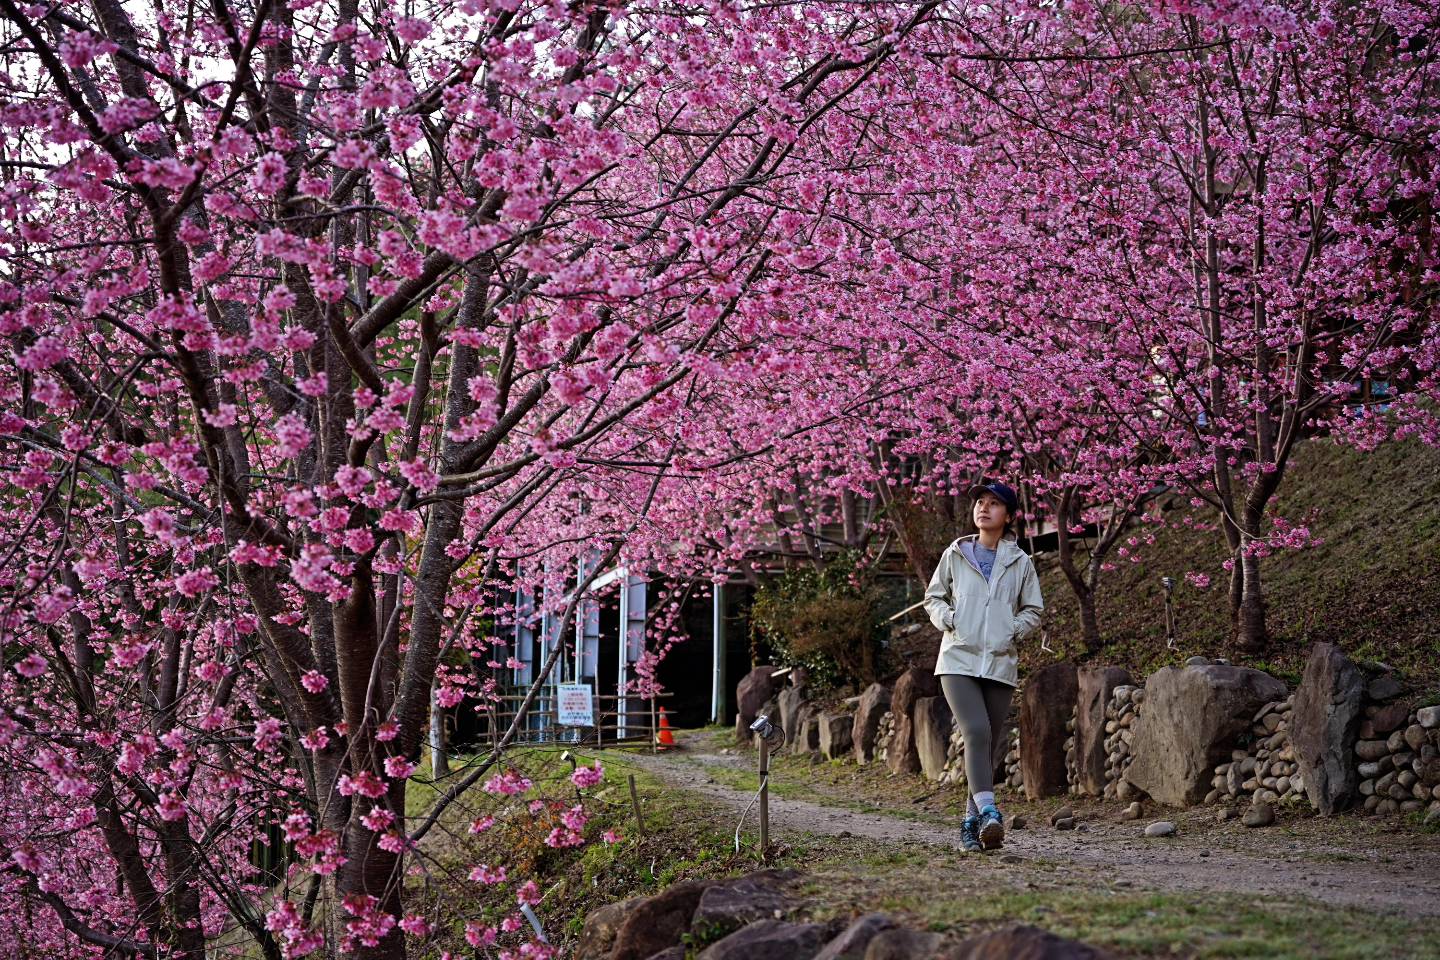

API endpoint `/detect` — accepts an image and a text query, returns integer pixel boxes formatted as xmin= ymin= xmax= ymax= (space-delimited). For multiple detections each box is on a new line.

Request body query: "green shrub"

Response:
xmin=749 ymin=552 xmax=884 ymax=690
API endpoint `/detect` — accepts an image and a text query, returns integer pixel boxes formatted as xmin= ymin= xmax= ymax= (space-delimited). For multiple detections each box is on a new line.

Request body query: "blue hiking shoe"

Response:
xmin=959 ymin=814 xmax=983 ymax=853
xmin=978 ymin=804 xmax=1005 ymax=850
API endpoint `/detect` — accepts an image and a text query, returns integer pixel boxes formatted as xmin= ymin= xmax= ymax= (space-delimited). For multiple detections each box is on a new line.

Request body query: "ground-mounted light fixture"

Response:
xmin=1161 ymin=576 xmax=1177 ymax=650
xmin=735 ymin=713 xmax=784 ymax=857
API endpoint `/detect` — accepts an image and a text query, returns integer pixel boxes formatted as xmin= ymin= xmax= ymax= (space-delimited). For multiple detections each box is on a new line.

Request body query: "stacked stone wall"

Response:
xmin=1356 ymin=704 xmax=1440 ymax=816
xmin=1063 ymin=707 xmax=1078 ymax=795
xmin=1101 ymin=684 xmax=1143 ymax=799
xmin=1205 ymin=695 xmax=1305 ymax=806
xmin=754 ymin=645 xmax=1440 ymax=826
xmin=874 ymin=711 xmax=895 ymax=764
xmin=929 ymin=721 xmax=1022 ymax=791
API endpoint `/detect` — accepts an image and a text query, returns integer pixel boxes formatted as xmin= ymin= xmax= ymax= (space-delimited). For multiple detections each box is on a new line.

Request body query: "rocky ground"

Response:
xmin=621 ymin=729 xmax=1440 ymax=929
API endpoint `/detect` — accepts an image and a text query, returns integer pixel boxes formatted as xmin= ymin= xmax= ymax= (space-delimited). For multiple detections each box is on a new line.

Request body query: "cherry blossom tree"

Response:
xmin=841 ymin=0 xmax=1440 ymax=653
xmin=2 ymin=0 xmax=1437 ymax=957
xmin=0 ymin=0 xmax=954 ymax=956
xmin=1055 ymin=0 xmax=1440 ymax=650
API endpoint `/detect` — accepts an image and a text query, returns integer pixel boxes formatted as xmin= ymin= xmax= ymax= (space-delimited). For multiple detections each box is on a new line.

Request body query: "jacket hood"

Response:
xmin=949 ymin=534 xmax=1026 ymax=566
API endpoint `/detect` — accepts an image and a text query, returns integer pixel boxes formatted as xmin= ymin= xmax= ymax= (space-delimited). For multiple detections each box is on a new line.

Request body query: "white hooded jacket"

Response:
xmin=923 ymin=535 xmax=1044 ymax=687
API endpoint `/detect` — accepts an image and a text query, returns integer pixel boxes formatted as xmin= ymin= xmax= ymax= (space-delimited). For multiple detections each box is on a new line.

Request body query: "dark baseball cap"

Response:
xmin=968 ymin=480 xmax=1019 ymax=514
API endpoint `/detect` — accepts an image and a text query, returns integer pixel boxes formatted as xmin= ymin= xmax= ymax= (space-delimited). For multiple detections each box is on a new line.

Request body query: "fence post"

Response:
xmin=628 ymin=773 xmax=646 ymax=837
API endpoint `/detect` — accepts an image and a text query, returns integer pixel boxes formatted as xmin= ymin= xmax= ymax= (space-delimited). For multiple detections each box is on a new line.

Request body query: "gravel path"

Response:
xmin=624 ymin=739 xmax=1440 ymax=920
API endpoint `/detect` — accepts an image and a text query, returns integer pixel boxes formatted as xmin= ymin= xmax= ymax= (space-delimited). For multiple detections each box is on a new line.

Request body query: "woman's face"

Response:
xmin=972 ymin=492 xmax=1010 ymax=533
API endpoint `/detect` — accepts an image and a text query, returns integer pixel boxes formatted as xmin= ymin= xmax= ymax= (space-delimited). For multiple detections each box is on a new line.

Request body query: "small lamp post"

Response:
xmin=1161 ymin=576 xmax=1177 ymax=650
xmin=748 ymin=714 xmax=784 ymax=858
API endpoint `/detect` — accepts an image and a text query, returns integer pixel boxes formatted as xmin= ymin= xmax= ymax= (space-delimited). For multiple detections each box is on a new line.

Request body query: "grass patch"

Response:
xmin=394 ymin=745 xmax=753 ymax=956
xmin=798 ymin=840 xmax=1431 ymax=959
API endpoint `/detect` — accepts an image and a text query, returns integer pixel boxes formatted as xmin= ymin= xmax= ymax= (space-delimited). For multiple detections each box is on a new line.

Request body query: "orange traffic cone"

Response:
xmin=656 ymin=708 xmax=675 ymax=750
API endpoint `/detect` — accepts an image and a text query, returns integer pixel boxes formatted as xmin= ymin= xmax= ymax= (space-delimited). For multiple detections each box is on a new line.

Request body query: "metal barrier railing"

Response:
xmin=457 ymin=691 xmax=678 ymax=752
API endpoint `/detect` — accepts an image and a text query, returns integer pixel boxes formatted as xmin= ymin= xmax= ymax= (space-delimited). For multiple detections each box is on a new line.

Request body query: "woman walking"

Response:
xmin=923 ymin=480 xmax=1044 ymax=852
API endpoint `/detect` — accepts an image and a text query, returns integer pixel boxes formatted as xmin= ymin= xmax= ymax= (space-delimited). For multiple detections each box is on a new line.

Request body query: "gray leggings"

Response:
xmin=939 ymin=674 xmax=1015 ymax=798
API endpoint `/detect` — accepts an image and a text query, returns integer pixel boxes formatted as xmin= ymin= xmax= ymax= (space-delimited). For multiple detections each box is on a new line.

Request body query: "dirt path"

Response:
xmin=624 ymin=736 xmax=1440 ymax=920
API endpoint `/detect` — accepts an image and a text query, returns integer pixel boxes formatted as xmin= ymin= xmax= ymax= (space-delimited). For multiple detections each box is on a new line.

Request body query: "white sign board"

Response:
xmin=557 ymin=683 xmax=594 ymax=727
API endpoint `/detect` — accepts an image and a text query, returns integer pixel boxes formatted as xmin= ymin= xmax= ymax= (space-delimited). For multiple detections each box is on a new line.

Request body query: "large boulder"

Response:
xmin=736 ymin=665 xmax=784 ymax=741
xmin=1020 ymin=662 xmax=1079 ymax=800
xmin=1366 ymin=673 xmax=1402 ymax=702
xmin=778 ymin=683 xmax=810 ymax=749
xmin=943 ymin=924 xmax=1111 ymax=959
xmin=577 ymin=896 xmax=644 ymax=960
xmin=819 ymin=712 xmax=855 ymax=760
xmin=611 ymin=879 xmax=714 ymax=960
xmin=1075 ymin=665 xmax=1131 ymax=796
xmin=1369 ymin=701 xmax=1411 ymax=734
xmin=813 ymin=914 xmax=900 ymax=960
xmin=691 ymin=870 xmax=800 ymax=941
xmin=1290 ymin=643 xmax=1367 ymax=815
xmin=1123 ymin=664 xmax=1287 ymax=806
xmin=914 ymin=696 xmax=955 ymax=781
xmin=697 ymin=920 xmax=834 ymax=960
xmin=797 ymin=706 xmax=822 ymax=752
xmin=852 ymin=683 xmax=893 ymax=764
xmin=863 ymin=927 xmax=945 ymax=960
xmin=886 ymin=667 xmax=940 ymax=775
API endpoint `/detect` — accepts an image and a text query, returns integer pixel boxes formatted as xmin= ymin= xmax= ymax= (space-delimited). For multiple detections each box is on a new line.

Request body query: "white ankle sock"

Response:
xmin=973 ymin=791 xmax=995 ymax=811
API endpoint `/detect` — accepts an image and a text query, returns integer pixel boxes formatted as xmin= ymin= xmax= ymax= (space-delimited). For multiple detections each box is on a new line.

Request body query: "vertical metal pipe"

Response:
xmin=617 ymin=570 xmax=628 ymax=739
xmin=711 ymin=581 xmax=727 ymax=725
xmin=575 ymin=555 xmax=586 ymax=683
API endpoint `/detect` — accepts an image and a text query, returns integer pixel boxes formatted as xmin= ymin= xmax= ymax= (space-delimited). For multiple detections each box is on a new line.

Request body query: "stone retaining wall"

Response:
xmin=1101 ymin=684 xmax=1143 ymax=800
xmin=759 ymin=644 xmax=1439 ymax=825
xmin=1356 ymin=703 xmax=1440 ymax=816
xmin=1205 ymin=695 xmax=1305 ymax=806
xmin=874 ymin=703 xmax=1023 ymax=792
xmin=932 ymin=719 xmax=1022 ymax=790
xmin=1003 ymin=726 xmax=1024 ymax=792
xmin=874 ymin=711 xmax=895 ymax=764
xmin=1064 ymin=709 xmax=1078 ymax=794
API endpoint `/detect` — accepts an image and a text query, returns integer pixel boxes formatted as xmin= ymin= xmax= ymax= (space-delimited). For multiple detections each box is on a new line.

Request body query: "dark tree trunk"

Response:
xmin=1054 ymin=491 xmax=1105 ymax=655
xmin=334 ymin=565 xmax=406 ymax=959
xmin=1077 ymin=588 xmax=1101 ymax=654
xmin=1227 ymin=547 xmax=1244 ymax=623
xmin=1236 ymin=546 xmax=1268 ymax=653
xmin=336 ymin=781 xmax=407 ymax=960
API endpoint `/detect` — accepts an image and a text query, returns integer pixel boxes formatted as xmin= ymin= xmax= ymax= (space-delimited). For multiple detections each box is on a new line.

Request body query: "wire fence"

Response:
xmin=455 ymin=691 xmax=678 ymax=753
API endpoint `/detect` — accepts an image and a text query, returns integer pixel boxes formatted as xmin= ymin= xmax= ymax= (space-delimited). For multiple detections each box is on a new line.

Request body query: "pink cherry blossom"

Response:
xmin=1 ymin=2 xmax=1435 ymax=956
xmin=13 ymin=653 xmax=47 ymax=678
